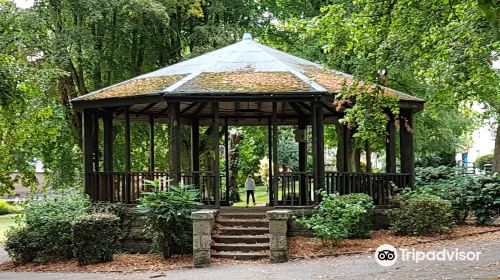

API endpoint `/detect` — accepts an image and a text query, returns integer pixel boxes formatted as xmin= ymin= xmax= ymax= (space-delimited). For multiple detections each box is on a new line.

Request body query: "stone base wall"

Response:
xmin=119 ymin=207 xmax=153 ymax=253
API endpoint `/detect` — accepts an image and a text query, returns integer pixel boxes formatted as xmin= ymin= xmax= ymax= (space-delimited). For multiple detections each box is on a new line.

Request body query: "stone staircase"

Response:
xmin=211 ymin=207 xmax=272 ymax=260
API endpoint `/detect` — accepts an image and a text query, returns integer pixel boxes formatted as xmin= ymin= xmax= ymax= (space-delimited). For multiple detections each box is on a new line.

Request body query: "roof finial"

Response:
xmin=242 ymin=33 xmax=253 ymax=40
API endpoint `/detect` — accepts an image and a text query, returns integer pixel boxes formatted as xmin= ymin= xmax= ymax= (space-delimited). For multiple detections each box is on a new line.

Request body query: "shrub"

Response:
xmin=72 ymin=213 xmax=120 ymax=265
xmin=5 ymin=191 xmax=90 ymax=264
xmin=299 ymin=193 xmax=373 ymax=246
xmin=474 ymin=153 xmax=494 ymax=170
xmin=465 ymin=174 xmax=500 ymax=225
xmin=390 ymin=194 xmax=455 ymax=236
xmin=0 ymin=200 xmax=20 ymax=215
xmin=139 ymin=183 xmax=201 ymax=258
xmin=4 ymin=227 xmax=43 ymax=264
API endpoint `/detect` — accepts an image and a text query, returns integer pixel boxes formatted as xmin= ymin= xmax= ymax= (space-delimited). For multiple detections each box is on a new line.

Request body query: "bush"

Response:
xmin=299 ymin=193 xmax=373 ymax=246
xmin=72 ymin=213 xmax=120 ymax=265
xmin=474 ymin=153 xmax=494 ymax=170
xmin=390 ymin=194 xmax=455 ymax=236
xmin=5 ymin=191 xmax=90 ymax=264
xmin=139 ymin=184 xmax=201 ymax=258
xmin=0 ymin=200 xmax=20 ymax=215
xmin=465 ymin=174 xmax=500 ymax=225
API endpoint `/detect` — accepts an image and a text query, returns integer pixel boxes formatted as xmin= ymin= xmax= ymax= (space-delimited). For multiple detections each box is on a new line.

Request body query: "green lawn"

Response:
xmin=233 ymin=184 xmax=269 ymax=206
xmin=0 ymin=214 xmax=19 ymax=243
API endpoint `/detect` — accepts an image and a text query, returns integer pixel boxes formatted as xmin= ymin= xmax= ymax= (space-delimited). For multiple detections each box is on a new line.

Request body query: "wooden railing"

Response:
xmin=88 ymin=171 xmax=410 ymax=205
xmin=276 ymin=171 xmax=410 ymax=206
xmin=87 ymin=171 xmax=226 ymax=204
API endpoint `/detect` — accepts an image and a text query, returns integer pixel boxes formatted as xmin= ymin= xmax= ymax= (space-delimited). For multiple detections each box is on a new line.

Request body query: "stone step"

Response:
xmin=211 ymin=251 xmax=269 ymax=260
xmin=217 ymin=219 xmax=269 ymax=228
xmin=212 ymin=234 xmax=269 ymax=244
xmin=212 ymin=242 xmax=269 ymax=252
xmin=219 ymin=226 xmax=269 ymax=235
xmin=218 ymin=213 xmax=267 ymax=220
xmin=220 ymin=206 xmax=273 ymax=213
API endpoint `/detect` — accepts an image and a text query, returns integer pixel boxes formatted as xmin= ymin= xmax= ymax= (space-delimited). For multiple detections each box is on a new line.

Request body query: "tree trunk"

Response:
xmin=494 ymin=123 xmax=500 ymax=173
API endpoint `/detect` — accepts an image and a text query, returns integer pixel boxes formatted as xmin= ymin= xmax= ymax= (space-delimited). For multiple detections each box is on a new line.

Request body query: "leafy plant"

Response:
xmin=390 ymin=194 xmax=455 ymax=236
xmin=0 ymin=200 xmax=21 ymax=215
xmin=465 ymin=174 xmax=500 ymax=225
xmin=5 ymin=191 xmax=91 ymax=264
xmin=299 ymin=192 xmax=373 ymax=246
xmin=139 ymin=184 xmax=201 ymax=258
xmin=72 ymin=213 xmax=120 ymax=265
xmin=474 ymin=153 xmax=494 ymax=170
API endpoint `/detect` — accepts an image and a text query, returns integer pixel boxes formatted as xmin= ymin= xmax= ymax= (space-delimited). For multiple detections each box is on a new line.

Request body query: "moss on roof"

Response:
xmin=176 ymin=72 xmax=314 ymax=93
xmin=83 ymin=75 xmax=186 ymax=100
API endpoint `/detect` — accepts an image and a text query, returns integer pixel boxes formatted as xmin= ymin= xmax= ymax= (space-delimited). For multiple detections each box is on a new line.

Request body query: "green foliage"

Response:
xmin=5 ymin=191 xmax=90 ymax=264
xmin=416 ymin=151 xmax=457 ymax=167
xmin=465 ymin=174 xmax=500 ymax=225
xmin=299 ymin=193 xmax=373 ymax=246
xmin=474 ymin=153 xmax=494 ymax=169
xmin=72 ymin=213 xmax=120 ymax=265
xmin=139 ymin=184 xmax=201 ymax=258
xmin=0 ymin=200 xmax=21 ymax=215
xmin=390 ymin=194 xmax=455 ymax=236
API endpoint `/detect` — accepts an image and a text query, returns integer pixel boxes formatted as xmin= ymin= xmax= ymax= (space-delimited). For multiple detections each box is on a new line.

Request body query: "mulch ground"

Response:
xmin=0 ymin=225 xmax=497 ymax=273
xmin=288 ymin=225 xmax=500 ymax=258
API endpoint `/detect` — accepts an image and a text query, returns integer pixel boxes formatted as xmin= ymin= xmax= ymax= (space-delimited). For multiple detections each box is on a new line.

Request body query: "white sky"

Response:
xmin=13 ymin=0 xmax=33 ymax=9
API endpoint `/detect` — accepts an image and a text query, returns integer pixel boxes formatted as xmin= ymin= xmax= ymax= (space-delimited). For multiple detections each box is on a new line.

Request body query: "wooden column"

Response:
xmin=124 ymin=107 xmax=131 ymax=203
xmin=272 ymin=102 xmax=279 ymax=206
xmin=149 ymin=115 xmax=155 ymax=172
xmin=103 ymin=112 xmax=113 ymax=201
xmin=191 ymin=118 xmax=200 ymax=188
xmin=298 ymin=119 xmax=307 ymax=205
xmin=386 ymin=114 xmax=397 ymax=173
xmin=312 ymin=102 xmax=325 ymax=196
xmin=82 ymin=109 xmax=96 ymax=198
xmin=224 ymin=119 xmax=230 ymax=202
xmin=400 ymin=109 xmax=415 ymax=186
xmin=168 ymin=102 xmax=181 ymax=184
xmin=365 ymin=141 xmax=372 ymax=173
xmin=211 ymin=102 xmax=220 ymax=206
xmin=268 ymin=118 xmax=273 ymax=204
xmin=93 ymin=113 xmax=100 ymax=173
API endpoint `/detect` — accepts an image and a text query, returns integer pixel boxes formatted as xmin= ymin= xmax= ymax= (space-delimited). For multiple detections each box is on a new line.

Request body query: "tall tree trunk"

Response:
xmin=494 ymin=123 xmax=500 ymax=173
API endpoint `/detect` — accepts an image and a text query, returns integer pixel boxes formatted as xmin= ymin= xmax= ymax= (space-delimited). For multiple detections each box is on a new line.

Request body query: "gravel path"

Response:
xmin=0 ymin=236 xmax=498 ymax=280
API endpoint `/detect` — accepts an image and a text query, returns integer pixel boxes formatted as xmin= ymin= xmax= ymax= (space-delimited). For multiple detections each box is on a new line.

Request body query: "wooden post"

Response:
xmin=354 ymin=148 xmax=361 ymax=172
xmin=82 ymin=109 xmax=96 ymax=199
xmin=168 ymin=102 xmax=181 ymax=184
xmin=224 ymin=119 xmax=230 ymax=202
xmin=272 ymin=102 xmax=279 ymax=206
xmin=400 ymin=109 xmax=415 ymax=186
xmin=298 ymin=119 xmax=307 ymax=205
xmin=124 ymin=107 xmax=131 ymax=203
xmin=312 ymin=102 xmax=325 ymax=198
xmin=191 ymin=118 xmax=200 ymax=188
xmin=365 ymin=141 xmax=372 ymax=173
xmin=335 ymin=124 xmax=346 ymax=172
xmin=386 ymin=114 xmax=397 ymax=173
xmin=149 ymin=115 xmax=155 ymax=172
xmin=268 ymin=118 xmax=273 ymax=204
xmin=93 ymin=113 xmax=100 ymax=173
xmin=211 ymin=102 xmax=220 ymax=206
xmin=103 ymin=112 xmax=113 ymax=201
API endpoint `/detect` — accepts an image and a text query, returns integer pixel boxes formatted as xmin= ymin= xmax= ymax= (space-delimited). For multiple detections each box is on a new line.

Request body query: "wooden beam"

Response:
xmin=191 ymin=119 xmax=200 ymax=188
xmin=365 ymin=141 xmax=372 ymax=173
xmin=386 ymin=114 xmax=397 ymax=173
xmin=180 ymin=102 xmax=198 ymax=114
xmin=103 ymin=112 xmax=113 ymax=172
xmin=272 ymin=102 xmax=278 ymax=206
xmin=298 ymin=102 xmax=312 ymax=112
xmin=192 ymin=102 xmax=208 ymax=116
xmin=82 ymin=109 xmax=95 ymax=198
xmin=224 ymin=119 xmax=230 ymax=202
xmin=268 ymin=118 xmax=273 ymax=204
xmin=137 ymin=103 xmax=157 ymax=115
xmin=400 ymin=109 xmax=415 ymax=186
xmin=124 ymin=107 xmax=131 ymax=204
xmin=315 ymin=101 xmax=325 ymax=195
xmin=211 ymin=102 xmax=220 ymax=206
xmin=93 ymin=112 xmax=100 ymax=173
xmin=289 ymin=102 xmax=305 ymax=115
xmin=149 ymin=115 xmax=155 ymax=172
xmin=168 ymin=102 xmax=181 ymax=184
xmin=298 ymin=119 xmax=307 ymax=205
xmin=158 ymin=104 xmax=170 ymax=116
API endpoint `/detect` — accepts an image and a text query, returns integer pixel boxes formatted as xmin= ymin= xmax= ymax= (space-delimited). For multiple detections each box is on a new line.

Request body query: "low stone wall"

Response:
xmin=267 ymin=210 xmax=291 ymax=263
xmin=119 ymin=207 xmax=153 ymax=253
xmin=192 ymin=209 xmax=219 ymax=267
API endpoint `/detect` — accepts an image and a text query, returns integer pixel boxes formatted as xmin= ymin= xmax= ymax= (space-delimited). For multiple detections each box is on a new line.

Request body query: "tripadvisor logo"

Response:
xmin=374 ymin=244 xmax=482 ymax=267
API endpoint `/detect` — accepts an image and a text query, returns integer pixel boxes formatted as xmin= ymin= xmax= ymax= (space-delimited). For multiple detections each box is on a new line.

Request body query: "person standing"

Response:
xmin=244 ymin=174 xmax=256 ymax=208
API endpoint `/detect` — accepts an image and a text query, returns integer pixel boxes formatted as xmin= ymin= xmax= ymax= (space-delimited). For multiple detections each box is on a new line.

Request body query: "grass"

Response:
xmin=0 ymin=214 xmax=19 ymax=243
xmin=233 ymin=184 xmax=269 ymax=206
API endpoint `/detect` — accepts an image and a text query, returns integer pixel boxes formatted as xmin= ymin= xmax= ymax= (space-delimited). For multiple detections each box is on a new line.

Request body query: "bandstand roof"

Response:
xmin=71 ymin=33 xmax=424 ymax=125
